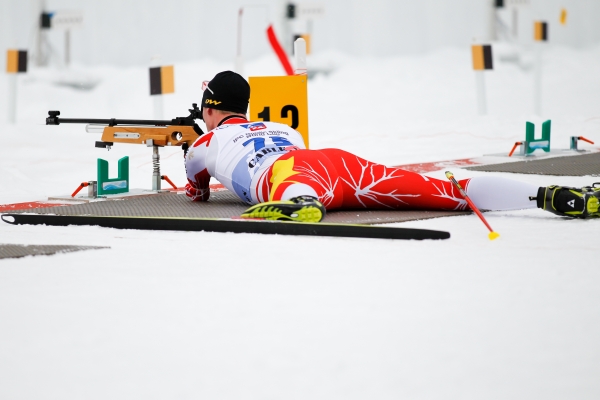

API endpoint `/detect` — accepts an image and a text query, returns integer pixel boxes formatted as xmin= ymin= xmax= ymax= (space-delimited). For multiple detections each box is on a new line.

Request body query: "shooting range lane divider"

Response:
xmin=267 ymin=24 xmax=294 ymax=76
xmin=471 ymin=44 xmax=493 ymax=115
xmin=149 ymin=65 xmax=175 ymax=95
xmin=6 ymin=49 xmax=28 ymax=124
xmin=472 ymin=45 xmax=493 ymax=70
xmin=149 ymin=64 xmax=174 ymax=120
xmin=534 ymin=21 xmax=548 ymax=41
xmin=6 ymin=50 xmax=27 ymax=73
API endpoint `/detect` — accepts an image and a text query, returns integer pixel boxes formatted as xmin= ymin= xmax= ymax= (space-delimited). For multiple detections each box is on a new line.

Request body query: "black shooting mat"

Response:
xmin=465 ymin=151 xmax=600 ymax=176
xmin=10 ymin=190 xmax=469 ymax=225
xmin=0 ymin=244 xmax=109 ymax=260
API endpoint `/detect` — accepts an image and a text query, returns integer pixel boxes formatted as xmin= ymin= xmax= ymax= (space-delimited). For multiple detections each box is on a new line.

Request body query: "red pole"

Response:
xmin=446 ymin=171 xmax=500 ymax=240
xmin=266 ymin=24 xmax=294 ymax=76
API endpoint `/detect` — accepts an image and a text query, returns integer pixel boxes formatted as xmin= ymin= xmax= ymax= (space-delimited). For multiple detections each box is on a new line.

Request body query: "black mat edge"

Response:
xmin=2 ymin=214 xmax=450 ymax=241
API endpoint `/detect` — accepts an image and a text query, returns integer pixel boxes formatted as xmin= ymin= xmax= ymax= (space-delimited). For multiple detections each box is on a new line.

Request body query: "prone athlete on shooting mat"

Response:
xmin=184 ymin=71 xmax=600 ymax=222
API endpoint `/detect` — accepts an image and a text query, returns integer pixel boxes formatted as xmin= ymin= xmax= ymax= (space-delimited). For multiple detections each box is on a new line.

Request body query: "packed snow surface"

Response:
xmin=1 ymin=46 xmax=599 ymax=399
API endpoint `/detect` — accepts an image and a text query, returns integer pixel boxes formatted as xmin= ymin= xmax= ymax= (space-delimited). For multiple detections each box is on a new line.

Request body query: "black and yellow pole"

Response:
xmin=6 ymin=49 xmax=28 ymax=124
xmin=471 ymin=44 xmax=493 ymax=115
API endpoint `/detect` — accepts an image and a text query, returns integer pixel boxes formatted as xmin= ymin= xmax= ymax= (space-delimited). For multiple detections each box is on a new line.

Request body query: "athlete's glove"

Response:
xmin=185 ymin=182 xmax=209 ymax=201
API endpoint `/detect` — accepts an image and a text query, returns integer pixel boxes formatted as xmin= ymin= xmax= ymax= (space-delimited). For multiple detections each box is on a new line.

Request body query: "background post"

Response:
xmin=235 ymin=8 xmax=244 ymax=76
xmin=471 ymin=44 xmax=493 ymax=115
xmin=150 ymin=56 xmax=163 ymax=119
xmin=8 ymin=74 xmax=17 ymax=124
xmin=35 ymin=0 xmax=48 ymax=66
xmin=6 ymin=49 xmax=28 ymax=124
xmin=533 ymin=21 xmax=547 ymax=115
xmin=475 ymin=71 xmax=487 ymax=115
xmin=294 ymin=38 xmax=307 ymax=75
xmin=65 ymin=29 xmax=70 ymax=67
xmin=488 ymin=0 xmax=500 ymax=41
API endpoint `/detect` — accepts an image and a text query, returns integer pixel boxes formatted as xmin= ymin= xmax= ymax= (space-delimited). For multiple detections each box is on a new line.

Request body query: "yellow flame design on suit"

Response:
xmin=269 ymin=157 xmax=300 ymax=201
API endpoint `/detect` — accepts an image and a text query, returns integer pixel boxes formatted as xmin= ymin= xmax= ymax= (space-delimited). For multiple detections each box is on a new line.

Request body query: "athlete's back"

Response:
xmin=185 ymin=117 xmax=306 ymax=203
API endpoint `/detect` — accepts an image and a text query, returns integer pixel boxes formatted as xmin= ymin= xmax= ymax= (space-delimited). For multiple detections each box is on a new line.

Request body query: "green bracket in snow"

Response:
xmin=524 ymin=120 xmax=551 ymax=154
xmin=97 ymin=156 xmax=129 ymax=195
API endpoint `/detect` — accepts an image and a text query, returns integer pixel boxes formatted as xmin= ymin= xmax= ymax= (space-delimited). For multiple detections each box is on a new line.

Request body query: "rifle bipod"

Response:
xmin=151 ymin=142 xmax=161 ymax=191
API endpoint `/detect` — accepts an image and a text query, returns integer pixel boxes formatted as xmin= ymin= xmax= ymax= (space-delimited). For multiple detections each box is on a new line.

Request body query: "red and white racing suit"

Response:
xmin=185 ymin=117 xmax=538 ymax=211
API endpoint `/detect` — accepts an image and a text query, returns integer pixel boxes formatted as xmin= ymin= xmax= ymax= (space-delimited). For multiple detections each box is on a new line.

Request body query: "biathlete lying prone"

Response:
xmin=184 ymin=71 xmax=600 ymax=222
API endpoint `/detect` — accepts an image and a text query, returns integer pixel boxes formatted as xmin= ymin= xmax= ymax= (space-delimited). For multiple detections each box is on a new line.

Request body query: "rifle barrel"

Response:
xmin=53 ymin=117 xmax=175 ymax=126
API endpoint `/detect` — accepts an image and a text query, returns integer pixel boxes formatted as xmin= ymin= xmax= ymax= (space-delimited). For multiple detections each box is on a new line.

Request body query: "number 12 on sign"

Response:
xmin=249 ymin=75 xmax=309 ymax=148
xmin=256 ymin=105 xmax=299 ymax=129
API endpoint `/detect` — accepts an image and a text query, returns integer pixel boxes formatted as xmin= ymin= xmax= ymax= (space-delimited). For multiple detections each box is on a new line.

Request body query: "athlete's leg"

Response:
xmin=264 ymin=150 xmax=345 ymax=209
xmin=243 ymin=151 xmax=332 ymax=222
xmin=263 ymin=148 xmax=539 ymax=212
xmin=317 ymin=149 xmax=469 ymax=210
xmin=262 ymin=149 xmax=465 ymax=210
xmin=464 ymin=176 xmax=538 ymax=210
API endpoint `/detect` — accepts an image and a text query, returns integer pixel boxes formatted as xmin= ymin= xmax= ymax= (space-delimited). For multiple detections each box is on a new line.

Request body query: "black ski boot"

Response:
xmin=536 ymin=183 xmax=600 ymax=218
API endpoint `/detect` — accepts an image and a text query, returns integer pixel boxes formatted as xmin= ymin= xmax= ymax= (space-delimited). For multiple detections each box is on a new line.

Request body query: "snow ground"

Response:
xmin=1 ymin=45 xmax=599 ymax=399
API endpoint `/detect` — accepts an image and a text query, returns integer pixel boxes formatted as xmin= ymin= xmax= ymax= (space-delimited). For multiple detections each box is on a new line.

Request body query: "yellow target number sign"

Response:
xmin=249 ymin=75 xmax=309 ymax=148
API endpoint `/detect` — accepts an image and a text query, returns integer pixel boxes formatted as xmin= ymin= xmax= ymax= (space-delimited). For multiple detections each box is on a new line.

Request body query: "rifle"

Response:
xmin=46 ymin=103 xmax=205 ymax=191
xmin=46 ymin=103 xmax=204 ymax=150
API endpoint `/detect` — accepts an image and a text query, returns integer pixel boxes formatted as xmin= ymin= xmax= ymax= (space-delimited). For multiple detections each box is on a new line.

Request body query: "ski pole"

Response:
xmin=445 ymin=171 xmax=500 ymax=240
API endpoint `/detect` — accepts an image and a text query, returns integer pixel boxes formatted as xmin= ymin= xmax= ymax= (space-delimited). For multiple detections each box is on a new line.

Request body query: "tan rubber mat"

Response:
xmin=0 ymin=244 xmax=109 ymax=259
xmin=466 ymin=152 xmax=600 ymax=176
xmin=10 ymin=191 xmax=469 ymax=225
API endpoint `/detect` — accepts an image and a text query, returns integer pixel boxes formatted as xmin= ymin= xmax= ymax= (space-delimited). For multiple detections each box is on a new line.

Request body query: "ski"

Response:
xmin=1 ymin=213 xmax=450 ymax=241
